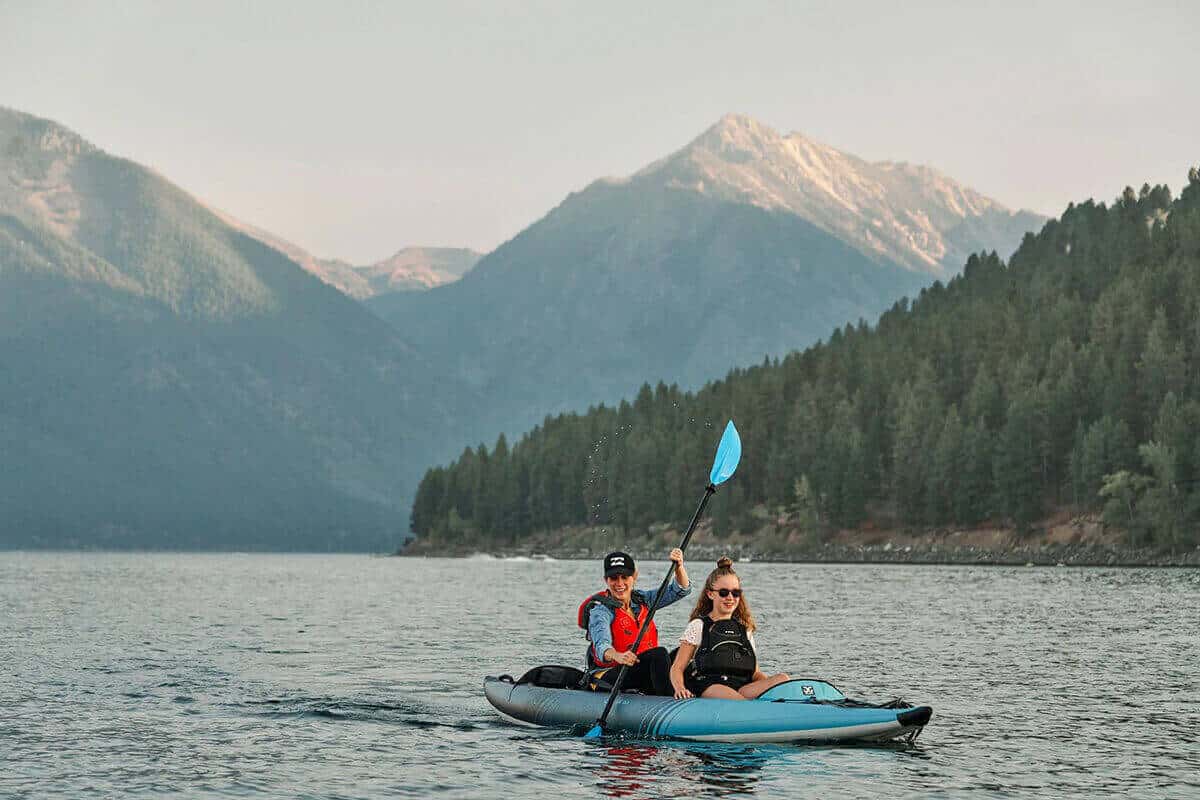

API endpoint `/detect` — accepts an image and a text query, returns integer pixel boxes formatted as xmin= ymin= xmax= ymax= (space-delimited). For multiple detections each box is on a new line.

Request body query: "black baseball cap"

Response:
xmin=603 ymin=551 xmax=635 ymax=578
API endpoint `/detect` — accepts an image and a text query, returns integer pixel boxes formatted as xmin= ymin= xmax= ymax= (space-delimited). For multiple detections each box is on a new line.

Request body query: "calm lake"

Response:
xmin=3 ymin=552 xmax=1198 ymax=798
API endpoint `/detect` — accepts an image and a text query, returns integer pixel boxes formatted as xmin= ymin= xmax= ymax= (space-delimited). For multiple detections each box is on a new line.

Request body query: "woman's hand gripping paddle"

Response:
xmin=583 ymin=421 xmax=742 ymax=738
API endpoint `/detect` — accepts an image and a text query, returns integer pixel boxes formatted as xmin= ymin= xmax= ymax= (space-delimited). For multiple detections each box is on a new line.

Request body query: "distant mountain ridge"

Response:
xmin=631 ymin=113 xmax=1043 ymax=275
xmin=357 ymin=246 xmax=481 ymax=295
xmin=1 ymin=111 xmax=274 ymax=318
xmin=0 ymin=106 xmax=476 ymax=549
xmin=211 ymin=209 xmax=481 ymax=299
xmin=370 ymin=114 xmax=1045 ymax=441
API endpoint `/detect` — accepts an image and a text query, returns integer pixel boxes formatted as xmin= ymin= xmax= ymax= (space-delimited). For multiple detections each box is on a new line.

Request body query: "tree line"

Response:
xmin=411 ymin=169 xmax=1200 ymax=551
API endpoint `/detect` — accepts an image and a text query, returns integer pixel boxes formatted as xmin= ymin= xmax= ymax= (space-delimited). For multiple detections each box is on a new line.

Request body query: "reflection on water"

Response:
xmin=587 ymin=742 xmax=770 ymax=798
xmin=592 ymin=745 xmax=668 ymax=799
xmin=585 ymin=738 xmax=929 ymax=798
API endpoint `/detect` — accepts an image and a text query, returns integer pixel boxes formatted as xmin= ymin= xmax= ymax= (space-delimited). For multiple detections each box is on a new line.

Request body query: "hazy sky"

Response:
xmin=2 ymin=1 xmax=1196 ymax=263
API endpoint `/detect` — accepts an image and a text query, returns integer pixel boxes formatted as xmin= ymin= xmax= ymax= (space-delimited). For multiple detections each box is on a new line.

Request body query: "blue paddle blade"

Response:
xmin=709 ymin=421 xmax=742 ymax=486
xmin=582 ymin=724 xmax=603 ymax=738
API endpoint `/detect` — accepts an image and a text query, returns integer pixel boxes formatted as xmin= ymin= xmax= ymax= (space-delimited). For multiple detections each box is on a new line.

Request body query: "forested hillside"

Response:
xmin=410 ymin=170 xmax=1200 ymax=552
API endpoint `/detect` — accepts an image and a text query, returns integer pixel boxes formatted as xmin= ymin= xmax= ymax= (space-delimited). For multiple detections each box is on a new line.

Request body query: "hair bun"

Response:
xmin=716 ymin=556 xmax=734 ymax=569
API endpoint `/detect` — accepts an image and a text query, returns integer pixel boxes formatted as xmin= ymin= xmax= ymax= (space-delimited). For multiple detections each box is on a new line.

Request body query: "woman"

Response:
xmin=669 ymin=557 xmax=790 ymax=700
xmin=578 ymin=549 xmax=690 ymax=696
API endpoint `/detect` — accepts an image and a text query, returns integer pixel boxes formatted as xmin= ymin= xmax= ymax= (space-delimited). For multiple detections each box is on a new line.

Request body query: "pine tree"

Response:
xmin=958 ymin=418 xmax=994 ymax=523
xmin=995 ymin=393 xmax=1042 ymax=529
xmin=964 ymin=366 xmax=1004 ymax=432
xmin=1138 ymin=308 xmax=1188 ymax=422
xmin=824 ymin=399 xmax=867 ymax=526
xmin=1133 ymin=441 xmax=1183 ymax=548
xmin=928 ymin=408 xmax=965 ymax=525
xmin=1100 ymin=471 xmax=1146 ymax=540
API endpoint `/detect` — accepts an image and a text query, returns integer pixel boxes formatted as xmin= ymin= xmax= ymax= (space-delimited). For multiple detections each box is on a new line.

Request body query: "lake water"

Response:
xmin=3 ymin=552 xmax=1198 ymax=798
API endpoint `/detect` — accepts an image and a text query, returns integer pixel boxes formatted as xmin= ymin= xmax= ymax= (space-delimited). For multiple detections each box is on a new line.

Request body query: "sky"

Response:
xmin=1 ymin=1 xmax=1196 ymax=263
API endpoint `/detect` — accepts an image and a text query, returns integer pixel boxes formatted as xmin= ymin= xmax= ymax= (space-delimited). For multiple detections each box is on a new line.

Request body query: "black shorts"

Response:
xmin=684 ymin=671 xmax=751 ymax=696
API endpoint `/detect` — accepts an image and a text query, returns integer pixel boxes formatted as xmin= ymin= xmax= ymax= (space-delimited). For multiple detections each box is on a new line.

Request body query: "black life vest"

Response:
xmin=689 ymin=615 xmax=756 ymax=683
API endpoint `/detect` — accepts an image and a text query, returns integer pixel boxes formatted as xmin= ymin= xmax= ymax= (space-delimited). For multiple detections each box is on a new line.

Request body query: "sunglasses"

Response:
xmin=711 ymin=588 xmax=742 ymax=598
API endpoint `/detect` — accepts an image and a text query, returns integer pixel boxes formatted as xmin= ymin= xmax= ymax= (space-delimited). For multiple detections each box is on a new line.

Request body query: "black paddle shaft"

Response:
xmin=593 ymin=484 xmax=717 ymax=730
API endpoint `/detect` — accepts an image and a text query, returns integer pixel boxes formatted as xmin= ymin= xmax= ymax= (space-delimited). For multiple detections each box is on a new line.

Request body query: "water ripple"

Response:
xmin=2 ymin=553 xmax=1197 ymax=798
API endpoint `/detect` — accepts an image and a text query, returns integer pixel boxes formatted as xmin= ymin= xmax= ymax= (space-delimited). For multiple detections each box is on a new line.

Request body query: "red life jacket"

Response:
xmin=577 ymin=590 xmax=659 ymax=668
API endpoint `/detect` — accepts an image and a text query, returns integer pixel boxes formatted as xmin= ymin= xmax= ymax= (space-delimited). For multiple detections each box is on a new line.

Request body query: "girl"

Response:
xmin=669 ymin=557 xmax=789 ymax=700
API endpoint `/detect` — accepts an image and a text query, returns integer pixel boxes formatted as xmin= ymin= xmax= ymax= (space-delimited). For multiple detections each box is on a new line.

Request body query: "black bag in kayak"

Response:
xmin=515 ymin=665 xmax=588 ymax=690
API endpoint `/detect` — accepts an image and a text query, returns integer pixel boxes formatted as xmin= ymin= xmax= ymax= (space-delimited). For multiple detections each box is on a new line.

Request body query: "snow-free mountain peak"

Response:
xmin=360 ymin=247 xmax=482 ymax=294
xmin=212 ymin=207 xmax=482 ymax=299
xmin=1 ymin=106 xmax=279 ymax=316
xmin=633 ymin=113 xmax=1042 ymax=275
xmin=0 ymin=106 xmax=95 ymax=157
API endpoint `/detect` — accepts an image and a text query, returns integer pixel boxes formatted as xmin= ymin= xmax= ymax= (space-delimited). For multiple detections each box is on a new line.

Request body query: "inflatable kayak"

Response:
xmin=485 ymin=667 xmax=931 ymax=744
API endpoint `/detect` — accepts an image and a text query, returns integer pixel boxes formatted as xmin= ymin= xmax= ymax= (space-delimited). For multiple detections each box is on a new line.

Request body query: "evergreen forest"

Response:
xmin=410 ymin=170 xmax=1200 ymax=552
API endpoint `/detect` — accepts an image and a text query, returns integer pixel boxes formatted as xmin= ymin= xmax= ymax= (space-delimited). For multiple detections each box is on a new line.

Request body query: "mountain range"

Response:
xmin=0 ymin=107 xmax=1043 ymax=549
xmin=212 ymin=207 xmax=481 ymax=299
xmin=369 ymin=114 xmax=1043 ymax=438
xmin=0 ymin=107 xmax=477 ymax=549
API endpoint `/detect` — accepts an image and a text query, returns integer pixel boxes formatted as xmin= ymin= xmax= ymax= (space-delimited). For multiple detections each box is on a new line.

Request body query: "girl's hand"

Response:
xmin=673 ymin=686 xmax=694 ymax=700
xmin=669 ymin=548 xmax=684 ymax=565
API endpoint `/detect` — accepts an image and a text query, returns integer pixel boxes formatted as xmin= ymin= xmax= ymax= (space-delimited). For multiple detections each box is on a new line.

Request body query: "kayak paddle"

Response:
xmin=583 ymin=420 xmax=742 ymax=738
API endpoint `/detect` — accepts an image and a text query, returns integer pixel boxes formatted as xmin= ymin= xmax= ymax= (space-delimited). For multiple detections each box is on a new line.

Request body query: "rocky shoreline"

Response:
xmin=399 ymin=543 xmax=1200 ymax=567
xmin=399 ymin=516 xmax=1200 ymax=567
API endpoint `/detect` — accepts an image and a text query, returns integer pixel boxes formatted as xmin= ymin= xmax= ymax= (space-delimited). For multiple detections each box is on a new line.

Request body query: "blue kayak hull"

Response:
xmin=484 ymin=677 xmax=931 ymax=744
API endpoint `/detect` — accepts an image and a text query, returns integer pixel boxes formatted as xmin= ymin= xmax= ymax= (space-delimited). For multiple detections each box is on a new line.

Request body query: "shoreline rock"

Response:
xmin=400 ymin=511 xmax=1200 ymax=566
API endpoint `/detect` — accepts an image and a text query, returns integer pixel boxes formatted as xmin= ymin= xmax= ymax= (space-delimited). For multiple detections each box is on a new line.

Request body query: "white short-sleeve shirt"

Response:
xmin=680 ymin=618 xmax=757 ymax=652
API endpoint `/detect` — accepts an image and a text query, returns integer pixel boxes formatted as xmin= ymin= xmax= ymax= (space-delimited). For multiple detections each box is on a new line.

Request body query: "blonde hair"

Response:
xmin=689 ymin=556 xmax=756 ymax=632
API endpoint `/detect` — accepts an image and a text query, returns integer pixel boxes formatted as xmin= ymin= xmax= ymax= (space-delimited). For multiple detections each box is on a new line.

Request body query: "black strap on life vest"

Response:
xmin=579 ymin=590 xmax=649 ymax=633
xmin=689 ymin=615 xmax=756 ymax=682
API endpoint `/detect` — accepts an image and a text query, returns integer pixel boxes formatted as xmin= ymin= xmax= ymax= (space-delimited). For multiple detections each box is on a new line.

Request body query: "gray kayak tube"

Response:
xmin=484 ymin=672 xmax=932 ymax=744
